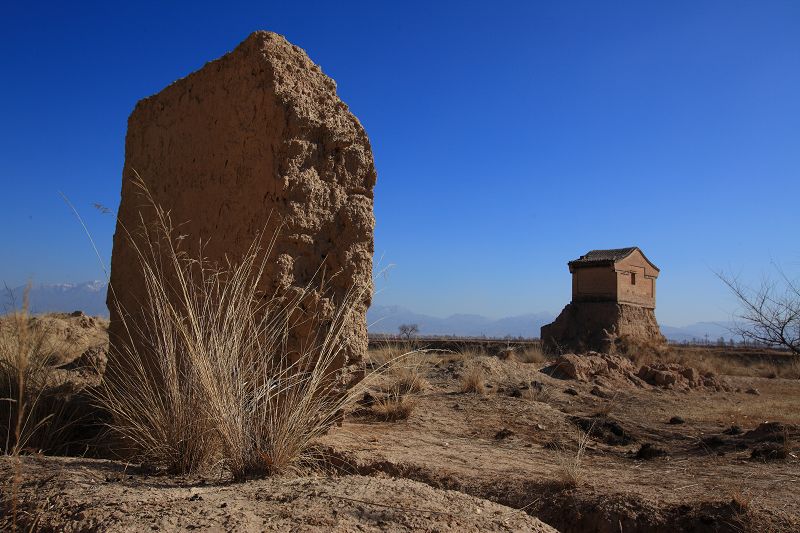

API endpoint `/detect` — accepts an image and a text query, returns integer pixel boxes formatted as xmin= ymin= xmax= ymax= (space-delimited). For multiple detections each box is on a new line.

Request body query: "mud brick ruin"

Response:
xmin=107 ymin=31 xmax=376 ymax=381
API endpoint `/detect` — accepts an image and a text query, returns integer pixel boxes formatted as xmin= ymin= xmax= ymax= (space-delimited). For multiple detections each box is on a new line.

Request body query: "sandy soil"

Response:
xmin=318 ymin=353 xmax=800 ymax=532
xmin=0 ymin=455 xmax=554 ymax=532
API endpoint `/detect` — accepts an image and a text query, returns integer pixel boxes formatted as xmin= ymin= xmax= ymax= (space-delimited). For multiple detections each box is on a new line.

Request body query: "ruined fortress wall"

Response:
xmin=107 ymin=31 xmax=376 ymax=378
xmin=541 ymin=302 xmax=665 ymax=353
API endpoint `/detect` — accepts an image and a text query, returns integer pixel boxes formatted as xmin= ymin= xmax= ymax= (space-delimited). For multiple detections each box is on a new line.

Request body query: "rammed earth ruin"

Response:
xmin=107 ymin=31 xmax=376 ymax=384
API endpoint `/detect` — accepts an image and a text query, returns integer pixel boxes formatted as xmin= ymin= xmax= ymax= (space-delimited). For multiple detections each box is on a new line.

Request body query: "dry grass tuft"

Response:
xmin=729 ymin=487 xmax=754 ymax=513
xmin=515 ymin=344 xmax=550 ymax=364
xmin=0 ymin=295 xmax=77 ymax=456
xmin=460 ymin=364 xmax=486 ymax=394
xmin=554 ymin=428 xmax=592 ymax=489
xmin=370 ymin=391 xmax=415 ymax=421
xmin=390 ymin=365 xmax=429 ymax=395
xmin=497 ymin=348 xmax=516 ymax=361
xmin=98 ymin=178 xmax=379 ymax=480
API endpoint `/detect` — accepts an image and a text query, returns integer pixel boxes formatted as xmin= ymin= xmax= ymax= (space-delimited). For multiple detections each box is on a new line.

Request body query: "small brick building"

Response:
xmin=541 ymin=247 xmax=665 ymax=353
xmin=568 ymin=247 xmax=659 ymax=309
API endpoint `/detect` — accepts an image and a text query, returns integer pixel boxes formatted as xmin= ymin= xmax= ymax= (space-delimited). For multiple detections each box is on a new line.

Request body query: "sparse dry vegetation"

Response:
xmin=0 ymin=296 xmax=76 ymax=455
xmin=554 ymin=428 xmax=592 ymax=489
xmin=516 ymin=344 xmax=551 ymax=364
xmin=370 ymin=391 xmax=415 ymax=421
xmin=460 ymin=364 xmax=486 ymax=394
xmin=390 ymin=364 xmax=430 ymax=395
xmin=98 ymin=182 xmax=375 ymax=479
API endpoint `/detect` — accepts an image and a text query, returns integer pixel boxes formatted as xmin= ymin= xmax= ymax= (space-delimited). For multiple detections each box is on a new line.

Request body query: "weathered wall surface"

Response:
xmin=572 ymin=267 xmax=617 ymax=302
xmin=615 ymin=251 xmax=656 ymax=308
xmin=107 ymin=31 xmax=375 ymax=377
xmin=540 ymin=302 xmax=665 ymax=353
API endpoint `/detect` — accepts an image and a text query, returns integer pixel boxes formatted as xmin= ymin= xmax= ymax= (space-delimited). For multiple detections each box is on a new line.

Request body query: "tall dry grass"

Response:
xmin=554 ymin=427 xmax=592 ymax=489
xmin=460 ymin=363 xmax=486 ymax=394
xmin=99 ymin=179 xmax=378 ymax=479
xmin=0 ymin=291 xmax=73 ymax=455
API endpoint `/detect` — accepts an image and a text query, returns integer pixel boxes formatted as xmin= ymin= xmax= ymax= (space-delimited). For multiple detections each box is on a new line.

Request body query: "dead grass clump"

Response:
xmin=370 ymin=391 xmax=415 ymax=421
xmin=554 ymin=428 xmax=592 ymax=489
xmin=616 ymin=335 xmax=669 ymax=366
xmin=0 ymin=296 xmax=80 ymax=456
xmin=459 ymin=364 xmax=486 ymax=394
xmin=99 ymin=179 xmax=375 ymax=480
xmin=497 ymin=348 xmax=516 ymax=361
xmin=516 ymin=344 xmax=550 ymax=364
xmin=728 ymin=487 xmax=754 ymax=513
xmin=523 ymin=381 xmax=553 ymax=403
xmin=367 ymin=345 xmax=404 ymax=368
xmin=391 ymin=365 xmax=429 ymax=395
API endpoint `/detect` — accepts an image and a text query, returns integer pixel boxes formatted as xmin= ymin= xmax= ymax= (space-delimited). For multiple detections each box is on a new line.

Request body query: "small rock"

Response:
xmin=590 ymin=386 xmax=611 ymax=399
xmin=564 ymin=388 xmax=579 ymax=396
xmin=635 ymin=443 xmax=668 ymax=460
xmin=702 ymin=435 xmax=725 ymax=448
xmin=495 ymin=428 xmax=515 ymax=440
xmin=751 ymin=442 xmax=788 ymax=461
xmin=723 ymin=425 xmax=742 ymax=436
xmin=668 ymin=416 xmax=685 ymax=425
xmin=745 ymin=388 xmax=760 ymax=395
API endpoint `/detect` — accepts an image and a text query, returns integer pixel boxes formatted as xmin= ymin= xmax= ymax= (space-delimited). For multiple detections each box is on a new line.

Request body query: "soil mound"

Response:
xmin=544 ymin=352 xmax=646 ymax=387
xmin=1 ymin=456 xmax=556 ymax=532
xmin=0 ymin=311 xmax=109 ymax=454
xmin=544 ymin=352 xmax=729 ymax=391
xmin=637 ymin=363 xmax=729 ymax=391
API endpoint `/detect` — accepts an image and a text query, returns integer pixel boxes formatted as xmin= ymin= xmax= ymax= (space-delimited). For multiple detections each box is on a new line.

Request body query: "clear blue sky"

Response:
xmin=1 ymin=1 xmax=798 ymax=326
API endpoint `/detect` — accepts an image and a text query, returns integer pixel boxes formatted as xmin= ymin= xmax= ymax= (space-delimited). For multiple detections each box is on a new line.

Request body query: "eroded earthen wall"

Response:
xmin=107 ymin=31 xmax=375 ymax=379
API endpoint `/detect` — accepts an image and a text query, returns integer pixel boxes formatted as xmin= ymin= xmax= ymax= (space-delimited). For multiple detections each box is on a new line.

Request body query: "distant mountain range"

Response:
xmin=4 ymin=281 xmax=109 ymax=317
xmin=3 ymin=281 xmax=742 ymax=342
xmin=367 ymin=305 xmax=742 ymax=342
xmin=368 ymin=305 xmax=554 ymax=338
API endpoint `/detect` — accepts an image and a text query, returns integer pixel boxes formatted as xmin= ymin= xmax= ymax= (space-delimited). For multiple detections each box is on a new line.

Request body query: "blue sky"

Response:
xmin=1 ymin=1 xmax=798 ymax=326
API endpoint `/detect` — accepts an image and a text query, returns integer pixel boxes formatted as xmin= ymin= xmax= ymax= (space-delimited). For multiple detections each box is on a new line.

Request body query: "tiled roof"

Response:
xmin=568 ymin=247 xmax=638 ymax=266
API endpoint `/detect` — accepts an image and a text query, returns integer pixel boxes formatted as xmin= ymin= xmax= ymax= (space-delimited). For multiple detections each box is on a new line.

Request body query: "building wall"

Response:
xmin=615 ymin=251 xmax=656 ymax=308
xmin=572 ymin=266 xmax=617 ymax=302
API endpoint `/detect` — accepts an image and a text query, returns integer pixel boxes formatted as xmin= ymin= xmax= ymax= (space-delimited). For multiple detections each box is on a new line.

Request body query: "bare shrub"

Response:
xmin=398 ymin=323 xmax=419 ymax=341
xmin=99 ymin=180 xmax=375 ymax=479
xmin=460 ymin=364 xmax=485 ymax=394
xmin=717 ymin=268 xmax=800 ymax=356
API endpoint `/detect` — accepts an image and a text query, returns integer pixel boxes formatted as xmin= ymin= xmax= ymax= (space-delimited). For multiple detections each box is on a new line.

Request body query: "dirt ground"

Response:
xmin=317 ymin=350 xmax=800 ymax=532
xmin=1 ymin=338 xmax=799 ymax=532
xmin=0 ymin=455 xmax=555 ymax=532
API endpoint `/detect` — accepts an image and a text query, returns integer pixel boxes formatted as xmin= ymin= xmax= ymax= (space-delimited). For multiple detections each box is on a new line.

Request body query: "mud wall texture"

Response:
xmin=107 ymin=31 xmax=375 ymax=377
xmin=541 ymin=302 xmax=666 ymax=353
